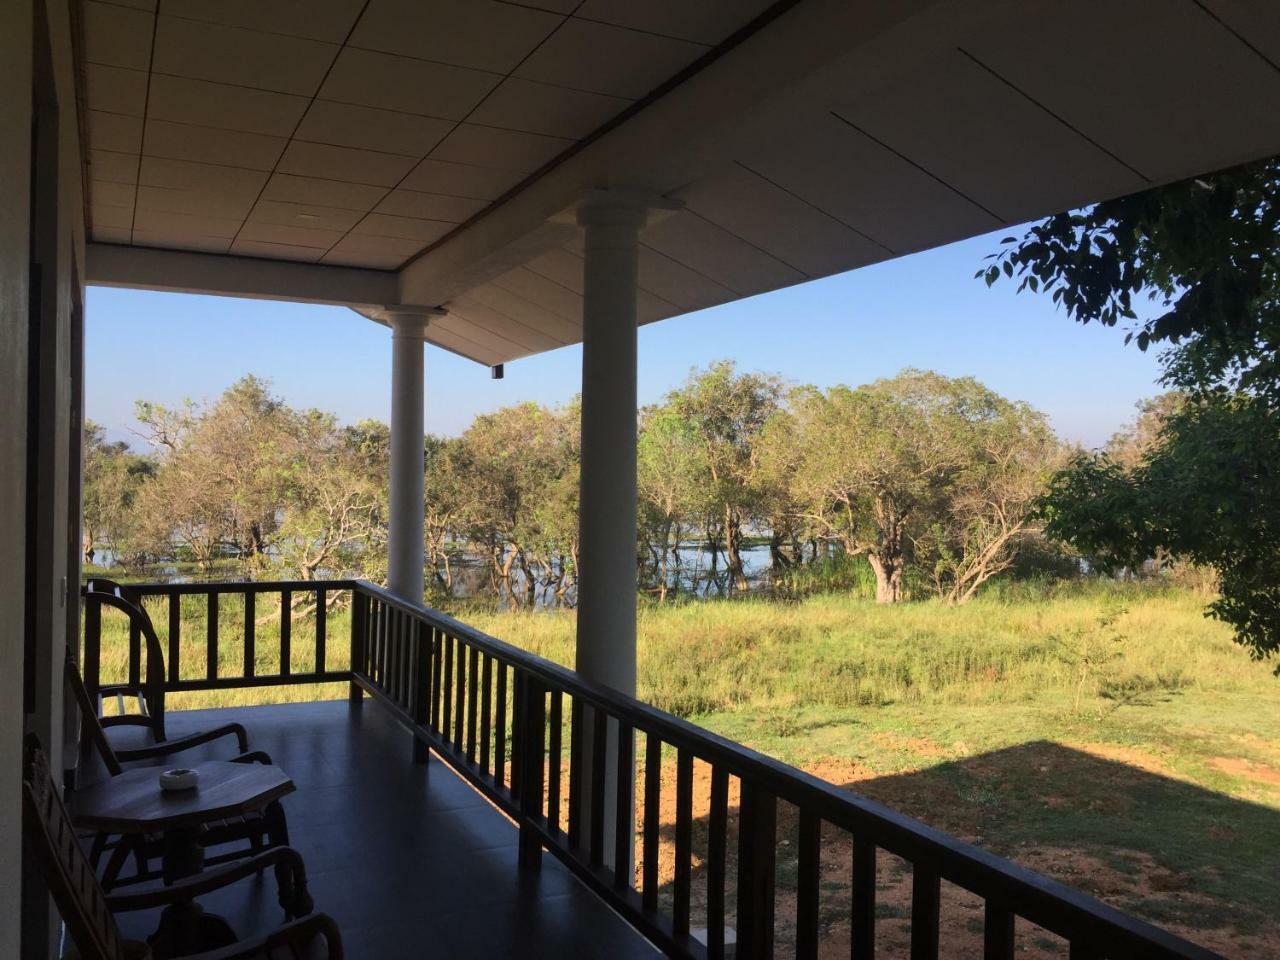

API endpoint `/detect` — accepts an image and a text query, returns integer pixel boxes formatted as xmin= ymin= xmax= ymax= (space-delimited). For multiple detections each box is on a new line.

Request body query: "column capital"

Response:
xmin=374 ymin=304 xmax=446 ymax=338
xmin=576 ymin=188 xmax=682 ymax=230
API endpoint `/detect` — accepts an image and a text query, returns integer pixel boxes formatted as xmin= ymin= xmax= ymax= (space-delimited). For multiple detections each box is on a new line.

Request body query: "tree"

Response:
xmin=637 ymin=407 xmax=709 ymax=599
xmin=915 ymin=395 xmax=1059 ymax=604
xmin=1043 ymin=395 xmax=1280 ymax=662
xmin=988 ymin=156 xmax=1280 ymax=660
xmin=422 ymin=435 xmax=470 ymax=590
xmin=134 ymin=376 xmax=293 ymax=570
xmin=271 ymin=410 xmax=385 ymax=583
xmin=777 ymin=370 xmax=1055 ymax=603
xmin=81 ymin=420 xmax=153 ymax=566
xmin=780 ymin=371 xmax=959 ymax=602
xmin=667 ymin=362 xmax=783 ymax=591
xmin=455 ymin=402 xmax=579 ymax=605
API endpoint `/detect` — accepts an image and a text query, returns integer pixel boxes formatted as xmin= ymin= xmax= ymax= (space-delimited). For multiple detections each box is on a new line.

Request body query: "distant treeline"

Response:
xmin=83 ymin=363 xmax=1174 ymax=607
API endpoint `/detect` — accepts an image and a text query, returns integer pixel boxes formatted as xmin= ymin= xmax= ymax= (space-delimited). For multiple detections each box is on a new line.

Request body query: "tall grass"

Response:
xmin=465 ymin=581 xmax=1267 ymax=717
xmin=92 ymin=581 xmax=1272 ymax=718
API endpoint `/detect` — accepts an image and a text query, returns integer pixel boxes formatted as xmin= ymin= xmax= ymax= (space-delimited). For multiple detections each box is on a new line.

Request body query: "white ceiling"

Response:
xmin=80 ymin=0 xmax=1280 ymax=366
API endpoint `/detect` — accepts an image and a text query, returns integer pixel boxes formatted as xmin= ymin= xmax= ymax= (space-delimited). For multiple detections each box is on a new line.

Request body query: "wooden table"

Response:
xmin=73 ymin=760 xmax=296 ymax=953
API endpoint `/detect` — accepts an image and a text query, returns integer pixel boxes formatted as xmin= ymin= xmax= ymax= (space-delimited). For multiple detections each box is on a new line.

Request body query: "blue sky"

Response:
xmin=86 ymin=225 xmax=1164 ymax=450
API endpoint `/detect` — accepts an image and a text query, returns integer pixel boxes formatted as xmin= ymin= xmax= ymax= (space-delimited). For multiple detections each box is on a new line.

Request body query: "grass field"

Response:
xmin=96 ymin=581 xmax=1280 ymax=956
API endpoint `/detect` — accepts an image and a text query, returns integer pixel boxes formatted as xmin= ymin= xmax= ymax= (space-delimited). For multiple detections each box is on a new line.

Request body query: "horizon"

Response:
xmin=86 ymin=224 xmax=1165 ymax=452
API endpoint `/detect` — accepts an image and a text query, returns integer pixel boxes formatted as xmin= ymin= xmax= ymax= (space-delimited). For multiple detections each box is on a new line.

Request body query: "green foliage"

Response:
xmin=773 ymin=370 xmax=1059 ymax=603
xmin=1043 ymin=395 xmax=1280 ymax=663
xmin=95 ymin=364 xmax=1071 ymax=607
xmin=988 ymin=156 xmax=1280 ymax=664
xmin=984 ymin=157 xmax=1280 ymax=398
xmin=82 ymin=420 xmax=154 ymax=567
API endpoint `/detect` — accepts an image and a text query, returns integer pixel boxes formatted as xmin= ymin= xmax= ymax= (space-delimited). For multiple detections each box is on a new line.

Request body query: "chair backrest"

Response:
xmin=82 ymin=584 xmax=167 ymax=739
xmin=66 ymin=651 xmax=124 ymax=777
xmin=22 ymin=734 xmax=127 ymax=960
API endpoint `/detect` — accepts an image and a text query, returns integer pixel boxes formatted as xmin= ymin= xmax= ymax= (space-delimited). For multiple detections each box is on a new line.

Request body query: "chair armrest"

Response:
xmin=182 ymin=914 xmax=344 ymax=960
xmin=105 ymin=846 xmax=306 ymax=913
xmin=114 ymin=722 xmax=250 ymax=760
xmin=231 ymin=750 xmax=274 ymax=765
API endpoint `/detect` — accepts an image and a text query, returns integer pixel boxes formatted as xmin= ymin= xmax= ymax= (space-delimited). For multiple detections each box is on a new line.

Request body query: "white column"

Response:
xmin=575 ymin=194 xmax=646 ymax=870
xmin=387 ymin=309 xmax=432 ymax=602
xmin=576 ymin=196 xmax=645 ymax=692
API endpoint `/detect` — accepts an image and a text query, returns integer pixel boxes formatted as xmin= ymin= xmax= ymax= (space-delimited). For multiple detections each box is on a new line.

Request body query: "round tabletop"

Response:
xmin=71 ymin=760 xmax=294 ymax=834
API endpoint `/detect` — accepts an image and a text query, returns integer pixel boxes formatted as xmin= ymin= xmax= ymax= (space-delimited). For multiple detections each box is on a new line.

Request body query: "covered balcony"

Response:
xmin=77 ymin=580 xmax=1227 ymax=959
xmin=7 ymin=0 xmax=1280 ymax=957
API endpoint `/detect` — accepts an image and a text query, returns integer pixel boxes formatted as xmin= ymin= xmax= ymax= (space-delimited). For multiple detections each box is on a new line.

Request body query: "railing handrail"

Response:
xmin=91 ymin=578 xmax=358 ymax=595
xmin=83 ymin=576 xmax=1224 ymax=959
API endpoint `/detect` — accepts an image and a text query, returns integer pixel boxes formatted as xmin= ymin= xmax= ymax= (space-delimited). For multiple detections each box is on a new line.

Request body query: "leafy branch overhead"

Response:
xmin=983 ymin=157 xmax=1280 ymax=399
xmin=986 ymin=156 xmax=1280 ymax=664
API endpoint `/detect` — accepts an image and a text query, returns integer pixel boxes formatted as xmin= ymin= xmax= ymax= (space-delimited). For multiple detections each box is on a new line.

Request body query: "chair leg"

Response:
xmin=263 ymin=801 xmax=311 ymax=918
xmin=101 ymin=836 xmax=134 ymax=892
xmin=89 ymin=831 xmax=108 ymax=869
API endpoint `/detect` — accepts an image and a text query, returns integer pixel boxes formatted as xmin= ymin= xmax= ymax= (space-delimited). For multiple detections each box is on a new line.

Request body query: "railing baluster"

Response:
xmin=673 ymin=747 xmax=694 ymax=938
xmin=510 ymin=667 xmax=523 ymax=796
xmin=568 ymin=697 xmax=584 ymax=848
xmin=367 ymin=600 xmax=377 ymax=685
xmin=589 ymin=707 xmax=608 ymax=868
xmin=614 ymin=719 xmax=633 ymax=888
xmin=911 ymin=861 xmax=941 ymax=960
xmin=348 ymin=591 xmax=363 ymax=701
xmin=547 ymin=690 xmax=562 ymax=833
xmin=166 ymin=592 xmax=180 ymax=686
xmin=243 ymin=588 xmax=255 ymax=679
xmin=441 ymin=633 xmax=454 ymax=742
xmin=796 ymin=810 xmax=822 ymax=960
xmin=279 ymin=589 xmax=292 ymax=677
xmin=494 ymin=661 xmax=508 ymax=789
xmin=430 ymin=627 xmax=443 ymax=733
xmin=707 ymin=766 xmax=728 ymax=960
xmin=737 ymin=782 xmax=777 ymax=960
xmin=206 ymin=592 xmax=218 ymax=681
xmin=348 ymin=590 xmax=366 ymax=703
xmin=315 ymin=588 xmax=326 ymax=673
xmin=642 ymin=732 xmax=660 ymax=911
xmin=852 ymin=837 xmax=876 ymax=960
xmin=984 ymin=902 xmax=1015 ymax=960
xmin=396 ymin=611 xmax=408 ymax=707
xmin=480 ymin=654 xmax=493 ymax=775
xmin=518 ymin=674 xmax=546 ymax=870
xmin=412 ymin=619 xmax=431 ymax=764
xmin=453 ymin=637 xmax=466 ymax=752
xmin=467 ymin=646 xmax=479 ymax=764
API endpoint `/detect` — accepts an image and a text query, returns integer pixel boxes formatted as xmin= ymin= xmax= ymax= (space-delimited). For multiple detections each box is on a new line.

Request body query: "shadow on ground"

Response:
xmin=653 ymin=740 xmax=1280 ymax=959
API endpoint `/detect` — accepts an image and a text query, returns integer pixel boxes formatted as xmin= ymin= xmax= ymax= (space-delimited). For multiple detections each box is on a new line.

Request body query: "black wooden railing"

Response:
xmin=83 ymin=579 xmax=1224 ymax=960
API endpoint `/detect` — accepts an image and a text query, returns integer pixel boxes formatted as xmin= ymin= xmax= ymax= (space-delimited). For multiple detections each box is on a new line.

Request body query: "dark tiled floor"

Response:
xmin=101 ymin=700 xmax=660 ymax=960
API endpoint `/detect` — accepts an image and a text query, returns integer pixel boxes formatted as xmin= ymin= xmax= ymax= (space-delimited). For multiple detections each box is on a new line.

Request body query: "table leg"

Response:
xmin=149 ymin=825 xmax=236 ymax=956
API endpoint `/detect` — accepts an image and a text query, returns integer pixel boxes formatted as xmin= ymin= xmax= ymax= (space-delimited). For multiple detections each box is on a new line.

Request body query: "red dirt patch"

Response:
xmin=1212 ymin=756 xmax=1280 ymax=786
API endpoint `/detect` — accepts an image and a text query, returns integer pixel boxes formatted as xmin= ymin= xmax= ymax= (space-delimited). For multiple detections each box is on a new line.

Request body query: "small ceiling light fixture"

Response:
xmin=296 ymin=213 xmax=320 ymax=221
xmin=491 ymin=364 xmax=504 ymax=380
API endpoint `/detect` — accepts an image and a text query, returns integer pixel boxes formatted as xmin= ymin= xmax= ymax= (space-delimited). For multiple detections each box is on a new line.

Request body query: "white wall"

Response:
xmin=0 ymin=0 xmax=33 ymax=954
xmin=5 ymin=0 xmax=86 ymax=954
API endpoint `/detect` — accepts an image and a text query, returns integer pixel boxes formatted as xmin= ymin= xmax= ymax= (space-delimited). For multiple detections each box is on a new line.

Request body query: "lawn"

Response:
xmin=95 ymin=581 xmax=1280 ymax=957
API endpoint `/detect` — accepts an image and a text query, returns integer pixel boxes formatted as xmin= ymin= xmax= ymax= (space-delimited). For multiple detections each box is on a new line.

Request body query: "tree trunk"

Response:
xmin=724 ymin=506 xmax=747 ymax=591
xmin=866 ymin=553 xmax=905 ymax=603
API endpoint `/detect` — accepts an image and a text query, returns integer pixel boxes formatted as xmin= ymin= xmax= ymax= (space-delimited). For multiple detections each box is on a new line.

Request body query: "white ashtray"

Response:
xmin=159 ymin=768 xmax=199 ymax=792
